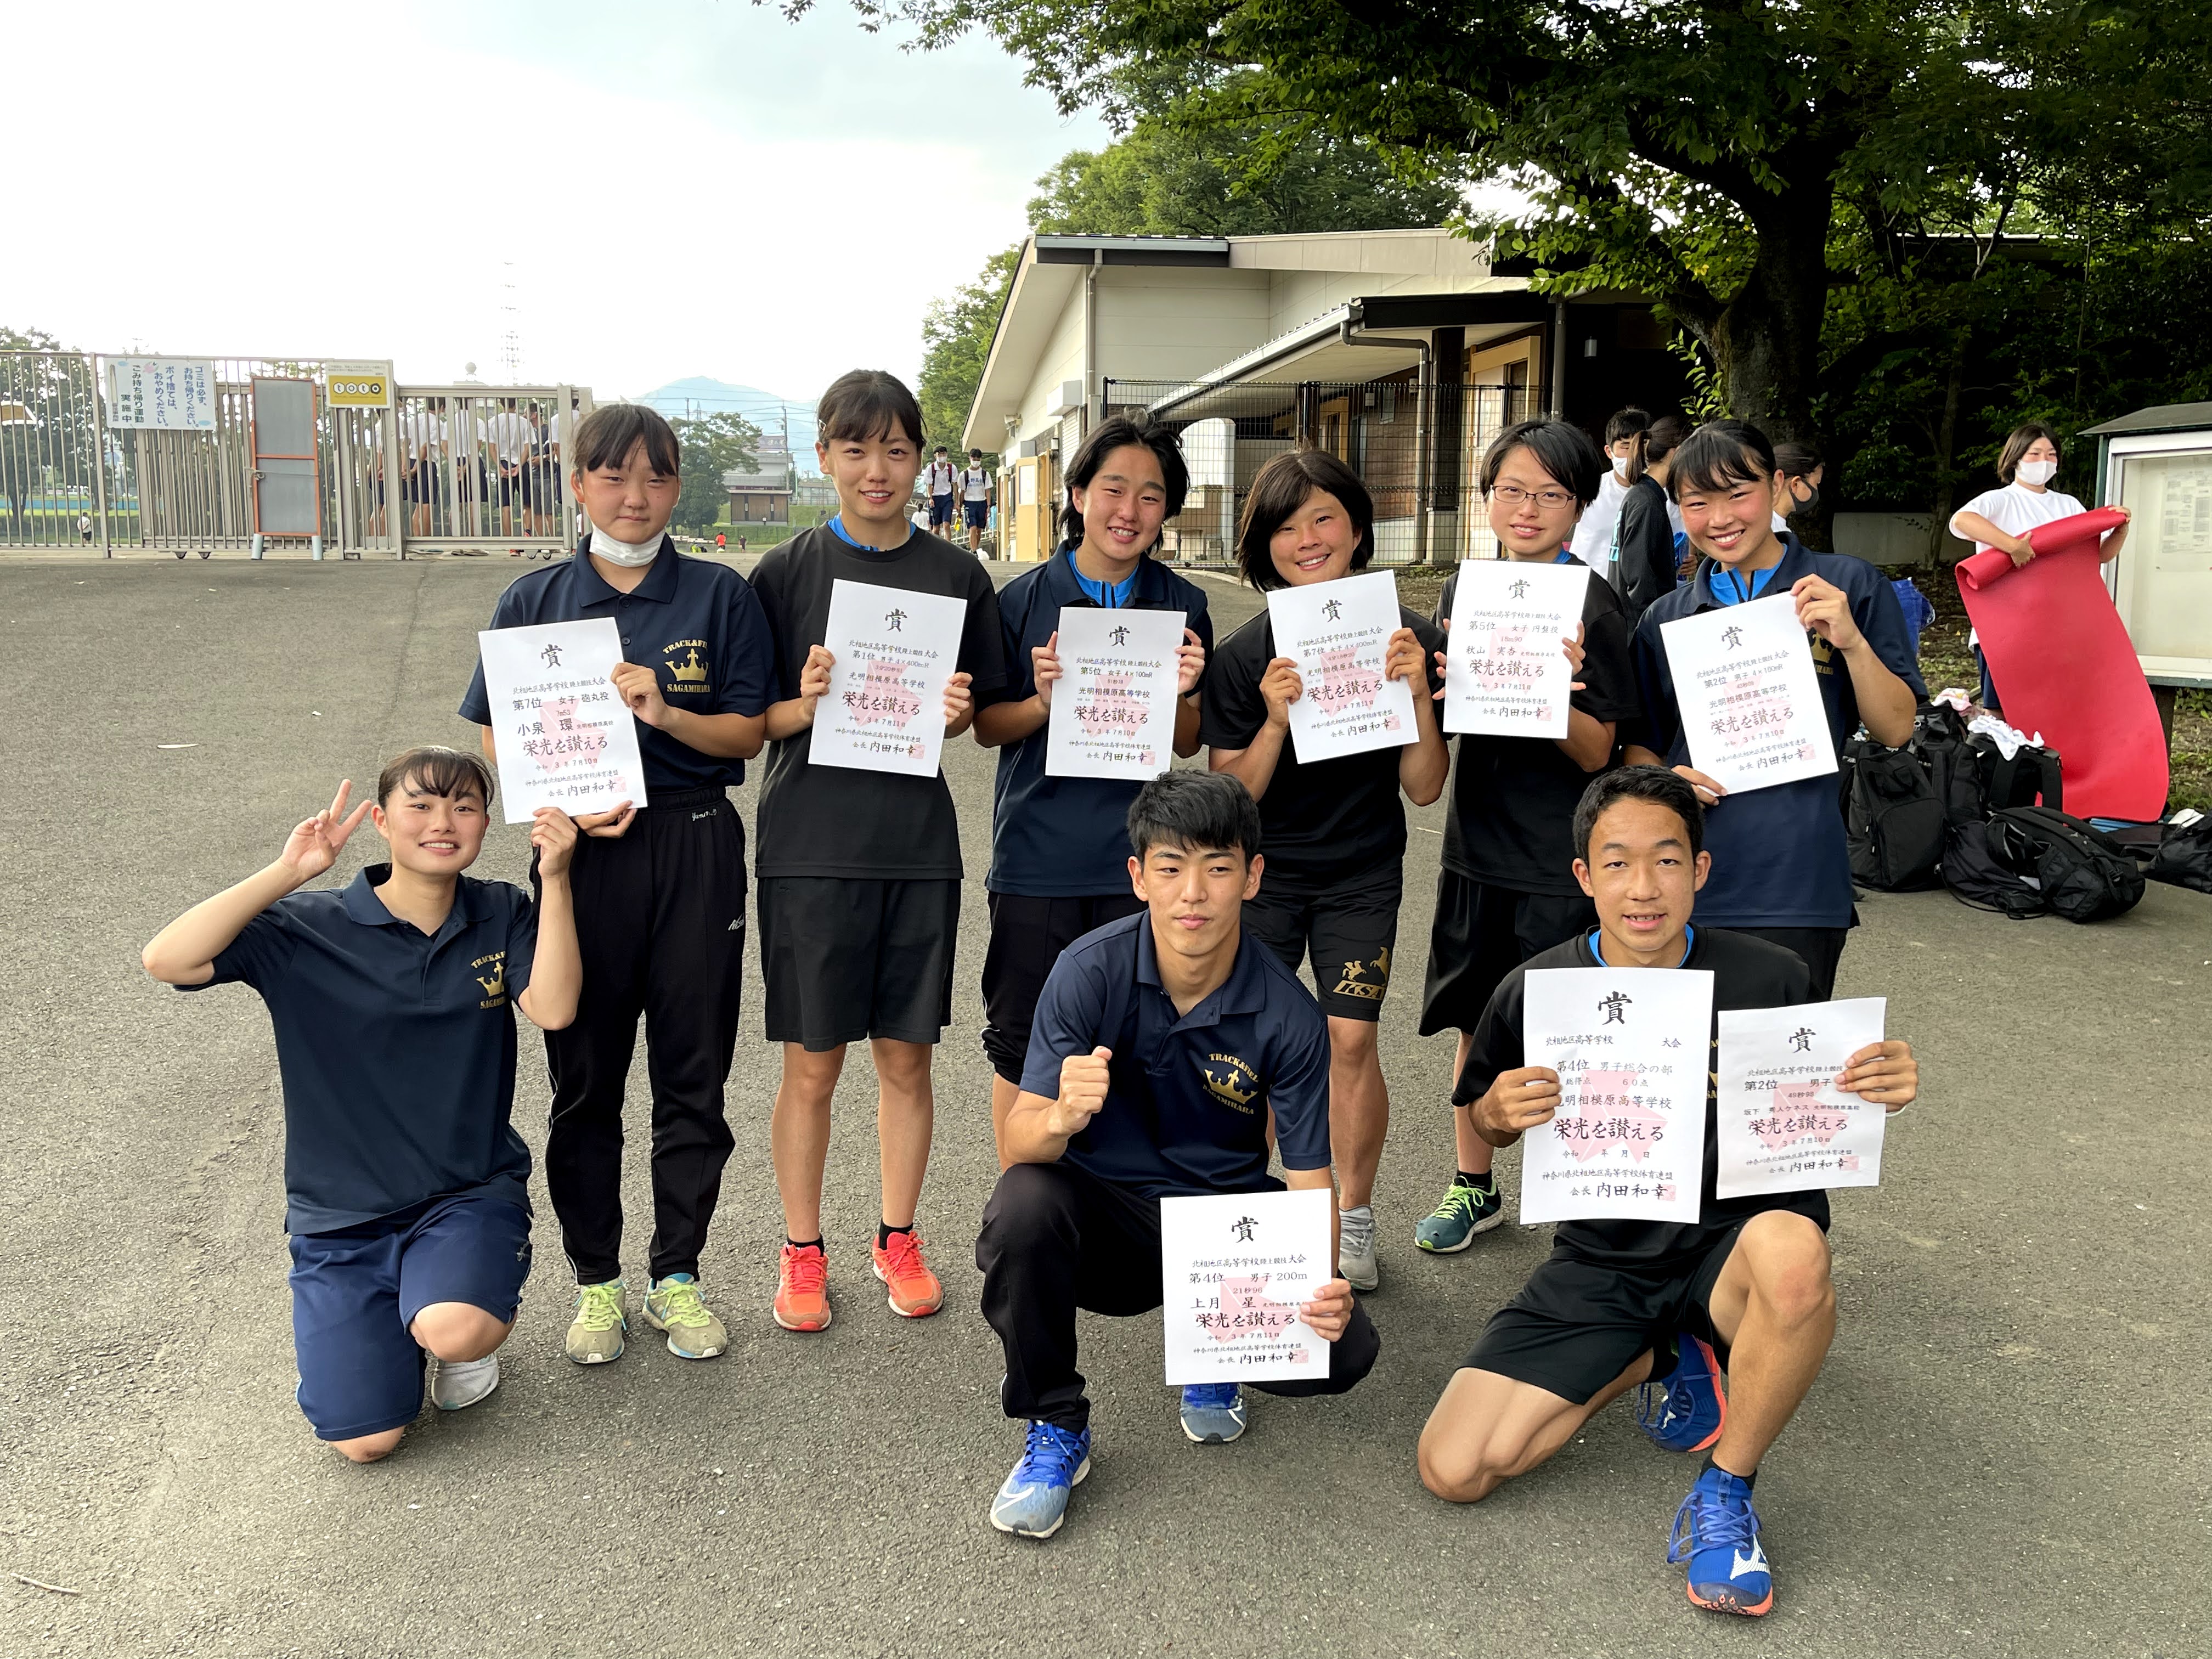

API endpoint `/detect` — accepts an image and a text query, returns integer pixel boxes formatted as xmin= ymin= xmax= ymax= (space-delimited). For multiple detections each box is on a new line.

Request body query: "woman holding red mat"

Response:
xmin=1949 ymin=424 xmax=2130 ymax=712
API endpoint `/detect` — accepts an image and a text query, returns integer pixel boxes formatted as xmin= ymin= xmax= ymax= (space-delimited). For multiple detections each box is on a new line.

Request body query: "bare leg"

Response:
xmin=1418 ymin=1356 xmax=1654 ymax=1503
xmin=871 ymin=1037 xmax=936 ymax=1228
xmin=990 ymin=1074 xmax=1020 ymax=1171
xmin=330 ymin=1427 xmax=406 ymax=1464
xmin=772 ymin=1042 xmax=846 ymax=1241
xmin=1328 ymin=1015 xmax=1390 ymax=1209
xmin=409 ymin=1302 xmax=513 ymax=1362
xmin=1701 ymin=1211 xmax=1837 ymax=1475
xmin=1450 ymin=1029 xmax=1496 ymax=1178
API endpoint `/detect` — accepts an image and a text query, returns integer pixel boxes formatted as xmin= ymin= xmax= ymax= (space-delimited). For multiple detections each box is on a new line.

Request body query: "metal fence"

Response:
xmin=1100 ymin=377 xmax=1538 ymax=568
xmin=0 ymin=352 xmax=589 ymax=558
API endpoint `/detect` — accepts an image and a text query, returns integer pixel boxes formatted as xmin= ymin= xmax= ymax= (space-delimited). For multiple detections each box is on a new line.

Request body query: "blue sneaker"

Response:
xmin=1635 ymin=1334 xmax=1726 ymax=1453
xmin=1668 ymin=1465 xmax=1774 ymax=1617
xmin=1178 ymin=1383 xmax=1248 ymax=1444
xmin=989 ymin=1420 xmax=1091 ymax=1539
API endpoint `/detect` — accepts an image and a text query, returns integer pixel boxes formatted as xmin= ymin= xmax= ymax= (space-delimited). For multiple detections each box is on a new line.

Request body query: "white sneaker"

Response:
xmin=1338 ymin=1205 xmax=1379 ymax=1292
xmin=426 ymin=1352 xmax=501 ymax=1411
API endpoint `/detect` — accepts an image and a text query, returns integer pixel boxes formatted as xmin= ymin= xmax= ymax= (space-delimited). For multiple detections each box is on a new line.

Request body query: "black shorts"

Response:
xmin=522 ymin=463 xmax=560 ymax=509
xmin=980 ymin=890 xmax=1146 ymax=1083
xmin=1242 ymin=864 xmax=1402 ymax=1022
xmin=1418 ymin=868 xmax=1594 ymax=1037
xmin=494 ymin=467 xmax=526 ymax=505
xmin=759 ymin=876 xmax=960 ymax=1051
xmin=403 ymin=463 xmax=442 ymax=505
xmin=929 ymin=494 xmax=956 ymax=527
xmin=963 ymin=498 xmax=989 ymax=529
xmin=1736 ymin=926 xmax=1849 ymax=1002
xmin=1463 ymin=1228 xmax=1748 ymax=1406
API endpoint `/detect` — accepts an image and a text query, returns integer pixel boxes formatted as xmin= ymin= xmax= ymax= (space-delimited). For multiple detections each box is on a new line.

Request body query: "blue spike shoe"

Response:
xmin=1668 ymin=1465 xmax=1774 ymax=1617
xmin=1635 ymin=1334 xmax=1726 ymax=1453
xmin=989 ymin=1420 xmax=1091 ymax=1539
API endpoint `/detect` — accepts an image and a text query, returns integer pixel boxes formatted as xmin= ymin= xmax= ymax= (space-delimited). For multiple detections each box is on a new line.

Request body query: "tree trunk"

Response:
xmin=1703 ymin=184 xmax=1835 ymax=449
xmin=1927 ymin=340 xmax=1966 ymax=567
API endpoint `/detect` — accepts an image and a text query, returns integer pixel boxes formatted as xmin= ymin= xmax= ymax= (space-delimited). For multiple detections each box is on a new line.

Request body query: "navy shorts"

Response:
xmin=929 ymin=493 xmax=956 ymax=527
xmin=963 ymin=498 xmax=989 ymax=529
xmin=287 ymin=1187 xmax=532 ymax=1442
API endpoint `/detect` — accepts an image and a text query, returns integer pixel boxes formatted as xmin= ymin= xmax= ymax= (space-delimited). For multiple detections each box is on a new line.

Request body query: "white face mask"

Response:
xmin=589 ymin=522 xmax=662 ymax=567
xmin=2016 ymin=458 xmax=2058 ymax=486
xmin=1611 ymin=456 xmax=1631 ymax=479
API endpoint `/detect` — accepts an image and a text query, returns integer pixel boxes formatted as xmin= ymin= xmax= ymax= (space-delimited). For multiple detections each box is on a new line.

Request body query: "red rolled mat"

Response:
xmin=1954 ymin=506 xmax=2168 ymax=821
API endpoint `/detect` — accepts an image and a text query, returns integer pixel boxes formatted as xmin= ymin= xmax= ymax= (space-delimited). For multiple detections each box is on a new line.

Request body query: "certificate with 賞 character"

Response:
xmin=477 ymin=617 xmax=650 ymax=825
xmin=1160 ymin=1188 xmax=1332 ymax=1385
xmin=1716 ymin=999 xmax=1889 ymax=1198
xmin=1443 ymin=557 xmax=1587 ymax=738
xmin=1265 ymin=571 xmax=1416 ymax=763
xmin=1045 ymin=606 xmax=1186 ymax=781
xmin=1660 ymin=593 xmax=1837 ymax=794
xmin=810 ymin=579 xmax=967 ymax=778
xmin=1519 ymin=967 xmax=1714 ymax=1225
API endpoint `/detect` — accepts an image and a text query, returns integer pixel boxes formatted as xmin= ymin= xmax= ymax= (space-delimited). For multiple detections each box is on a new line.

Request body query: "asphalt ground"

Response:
xmin=1 ymin=550 xmax=2205 ymax=1658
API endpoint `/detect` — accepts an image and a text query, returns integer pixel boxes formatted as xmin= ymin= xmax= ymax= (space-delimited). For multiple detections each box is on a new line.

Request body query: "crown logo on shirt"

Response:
xmin=667 ymin=647 xmax=709 ymax=683
xmin=1200 ymin=1054 xmax=1260 ymax=1112
xmin=476 ymin=966 xmax=505 ymax=998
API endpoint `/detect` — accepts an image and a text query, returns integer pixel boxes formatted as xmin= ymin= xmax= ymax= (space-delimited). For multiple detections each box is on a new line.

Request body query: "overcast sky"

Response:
xmin=13 ymin=0 xmax=1109 ymax=401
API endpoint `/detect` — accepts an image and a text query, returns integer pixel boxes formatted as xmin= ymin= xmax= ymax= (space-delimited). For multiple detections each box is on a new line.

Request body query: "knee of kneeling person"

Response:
xmin=1417 ymin=1426 xmax=1517 ymax=1504
xmin=410 ymin=1302 xmax=511 ymax=1361
xmin=1325 ymin=1015 xmax=1381 ymax=1064
xmin=980 ymin=1163 xmax=1071 ymax=1251
xmin=1742 ymin=1214 xmax=1836 ymax=1324
xmin=331 ymin=1427 xmax=405 ymax=1464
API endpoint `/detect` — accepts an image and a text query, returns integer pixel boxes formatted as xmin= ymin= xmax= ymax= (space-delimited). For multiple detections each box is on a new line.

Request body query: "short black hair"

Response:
xmin=1060 ymin=413 xmax=1190 ymax=546
xmin=968 ymin=448 xmax=983 ymax=459
xmin=1572 ymin=765 xmax=1703 ymax=866
xmin=572 ymin=403 xmax=680 ymax=476
xmin=376 ymin=744 xmax=494 ymax=810
xmin=1666 ymin=418 xmax=1779 ymax=504
xmin=1235 ymin=448 xmax=1373 ymax=590
xmin=1480 ymin=418 xmax=1606 ymax=507
xmin=1604 ymin=405 xmax=1653 ymax=446
xmin=934 ymin=445 xmax=949 ymax=454
xmin=1127 ymin=770 xmax=1261 ymax=865
xmin=817 ymin=369 xmax=923 ymax=448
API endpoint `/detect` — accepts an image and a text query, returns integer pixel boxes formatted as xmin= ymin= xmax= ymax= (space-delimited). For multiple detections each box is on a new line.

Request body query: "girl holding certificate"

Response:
xmin=1199 ymin=449 xmax=1447 ymax=1293
xmin=1414 ymin=419 xmax=1641 ymax=1257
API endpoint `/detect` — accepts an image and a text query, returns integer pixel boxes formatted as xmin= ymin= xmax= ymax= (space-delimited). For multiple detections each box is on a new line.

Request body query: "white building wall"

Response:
xmin=1093 ymin=267 xmax=1272 ymax=388
xmin=1013 ymin=300 xmax=1087 ymax=447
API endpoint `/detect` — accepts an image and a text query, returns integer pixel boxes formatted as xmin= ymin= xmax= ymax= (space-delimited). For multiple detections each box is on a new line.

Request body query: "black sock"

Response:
xmin=1703 ymin=1453 xmax=1756 ymax=1490
xmin=1457 ymin=1170 xmax=1495 ymax=1190
xmin=877 ymin=1221 xmax=915 ymax=1249
xmin=786 ymin=1236 xmax=823 ymax=1252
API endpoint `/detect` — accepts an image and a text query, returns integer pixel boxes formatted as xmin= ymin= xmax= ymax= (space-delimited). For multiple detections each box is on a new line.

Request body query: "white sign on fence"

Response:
xmin=107 ymin=358 xmax=218 ymax=431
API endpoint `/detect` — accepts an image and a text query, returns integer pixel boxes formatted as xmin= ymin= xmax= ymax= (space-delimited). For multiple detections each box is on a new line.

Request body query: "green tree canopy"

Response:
xmin=857 ymin=0 xmax=2210 ymax=464
xmin=669 ymin=410 xmax=760 ymax=534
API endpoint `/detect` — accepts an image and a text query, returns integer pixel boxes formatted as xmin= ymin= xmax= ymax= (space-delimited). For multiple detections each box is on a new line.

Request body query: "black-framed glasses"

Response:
xmin=1487 ymin=486 xmax=1577 ymax=509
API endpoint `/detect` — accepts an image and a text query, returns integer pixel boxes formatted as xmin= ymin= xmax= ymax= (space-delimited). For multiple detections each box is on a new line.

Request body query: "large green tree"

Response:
xmin=669 ymin=410 xmax=760 ymax=533
xmin=918 ymin=116 xmax=1466 ymax=456
xmin=850 ymin=0 xmax=2210 ymax=459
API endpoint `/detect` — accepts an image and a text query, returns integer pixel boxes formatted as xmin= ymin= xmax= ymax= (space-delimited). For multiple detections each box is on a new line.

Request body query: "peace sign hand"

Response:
xmin=279 ymin=780 xmax=373 ymax=883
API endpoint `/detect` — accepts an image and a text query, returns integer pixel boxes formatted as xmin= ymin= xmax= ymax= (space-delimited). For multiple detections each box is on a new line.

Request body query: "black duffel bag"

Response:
xmin=1989 ymin=805 xmax=2146 ymax=923
xmin=2148 ymin=815 xmax=2212 ymax=894
xmin=1842 ymin=735 xmax=1944 ymax=891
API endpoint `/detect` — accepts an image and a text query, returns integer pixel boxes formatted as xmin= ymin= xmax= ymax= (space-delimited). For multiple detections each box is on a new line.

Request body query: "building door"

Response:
xmin=250 ymin=377 xmax=321 ymax=541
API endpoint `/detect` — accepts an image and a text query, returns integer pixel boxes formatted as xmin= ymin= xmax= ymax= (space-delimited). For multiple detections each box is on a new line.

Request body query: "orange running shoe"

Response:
xmin=872 ymin=1228 xmax=945 ymax=1318
xmin=773 ymin=1242 xmax=832 ymax=1332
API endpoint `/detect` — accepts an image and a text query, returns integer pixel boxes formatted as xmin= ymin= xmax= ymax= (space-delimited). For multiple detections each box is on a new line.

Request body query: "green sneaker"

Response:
xmin=1414 ymin=1177 xmax=1504 ymax=1253
xmin=566 ymin=1279 xmax=628 ymax=1365
xmin=644 ymin=1273 xmax=727 ymax=1360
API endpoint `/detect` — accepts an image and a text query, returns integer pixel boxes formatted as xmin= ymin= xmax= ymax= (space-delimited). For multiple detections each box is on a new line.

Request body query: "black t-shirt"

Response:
xmin=749 ymin=524 xmax=1009 ymax=880
xmin=1434 ymin=564 xmax=1641 ymax=895
xmin=1451 ymin=927 xmax=1830 ymax=1268
xmin=1198 ymin=603 xmax=1446 ymax=885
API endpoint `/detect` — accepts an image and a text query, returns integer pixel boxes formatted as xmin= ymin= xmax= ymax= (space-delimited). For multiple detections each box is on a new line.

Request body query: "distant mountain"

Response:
xmin=631 ymin=377 xmax=819 ymax=469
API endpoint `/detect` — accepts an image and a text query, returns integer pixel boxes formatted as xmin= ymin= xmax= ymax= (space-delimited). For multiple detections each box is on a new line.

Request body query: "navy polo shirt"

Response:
xmin=1018 ymin=913 xmax=1330 ymax=1200
xmin=988 ymin=550 xmax=1214 ymax=895
xmin=1631 ymin=536 xmax=1926 ymax=927
xmin=180 ymin=866 xmax=538 ymax=1235
xmin=459 ymin=537 xmax=775 ymax=793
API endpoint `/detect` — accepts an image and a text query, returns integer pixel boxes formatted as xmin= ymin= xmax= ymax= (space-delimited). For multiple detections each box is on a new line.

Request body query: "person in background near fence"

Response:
xmin=398 ymin=398 xmax=447 ymax=542
xmin=971 ymin=413 xmax=1211 ymax=1166
xmin=978 ymin=771 xmax=1376 ymax=1540
xmin=1947 ymin=422 xmax=2130 ymax=714
xmin=1418 ymin=765 xmax=1920 ymax=1620
xmin=1770 ymin=442 xmax=1824 ymax=539
xmin=484 ymin=398 xmax=534 ymax=549
xmin=140 ymin=751 xmax=582 ymax=1462
xmin=460 ymin=402 xmax=776 ymax=1369
xmin=1626 ymin=420 xmax=1923 ymax=1000
xmin=521 ymin=403 xmax=557 ymax=546
xmin=1568 ymin=405 xmax=1651 ymax=576
xmin=1413 ymin=418 xmax=1640 ymax=1259
xmin=1201 ymin=448 xmax=1448 ymax=1296
xmin=961 ymin=448 xmax=993 ymax=556
xmin=748 ymin=370 xmax=1009 ymax=1333
xmin=1613 ymin=413 xmax=1691 ymax=629
xmin=926 ymin=444 xmax=960 ymax=538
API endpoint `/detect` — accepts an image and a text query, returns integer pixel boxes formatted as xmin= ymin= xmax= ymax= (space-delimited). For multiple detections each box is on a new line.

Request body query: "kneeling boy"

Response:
xmin=978 ymin=771 xmax=1376 ymax=1539
xmin=142 ymin=750 xmax=582 ymax=1462
xmin=1415 ymin=766 xmax=1917 ymax=1617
